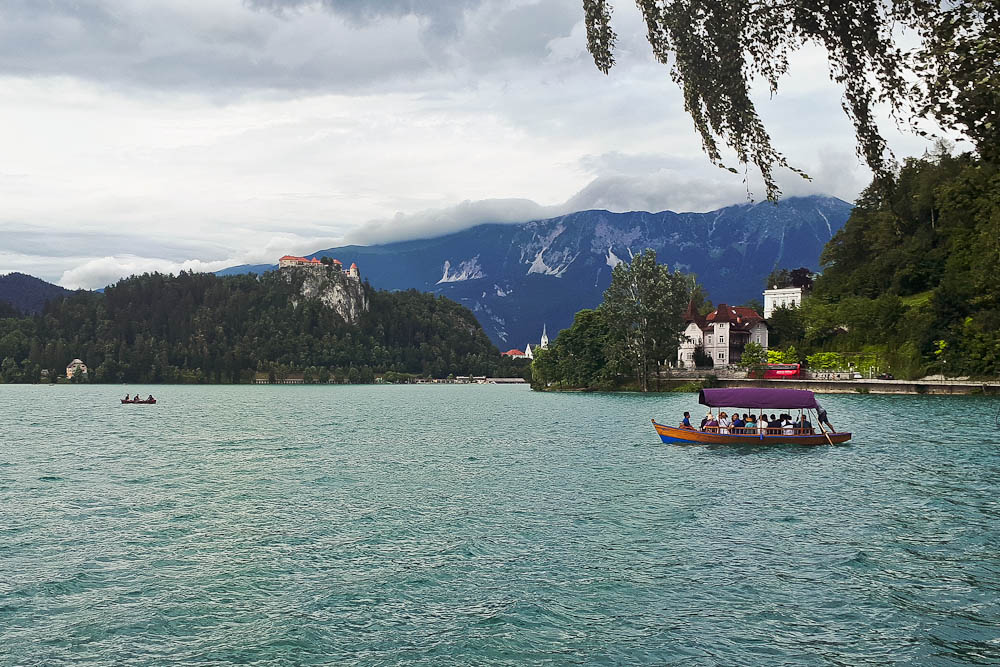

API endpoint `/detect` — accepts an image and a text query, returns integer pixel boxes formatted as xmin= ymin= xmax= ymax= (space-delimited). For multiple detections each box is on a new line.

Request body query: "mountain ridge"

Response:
xmin=219 ymin=195 xmax=853 ymax=347
xmin=0 ymin=272 xmax=74 ymax=315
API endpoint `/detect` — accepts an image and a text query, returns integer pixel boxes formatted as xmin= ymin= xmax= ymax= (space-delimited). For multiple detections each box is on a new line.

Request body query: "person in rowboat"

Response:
xmin=680 ymin=411 xmax=693 ymax=429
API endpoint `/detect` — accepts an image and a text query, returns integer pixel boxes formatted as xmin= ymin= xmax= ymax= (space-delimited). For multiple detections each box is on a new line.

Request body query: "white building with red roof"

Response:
xmin=502 ymin=348 xmax=527 ymax=358
xmin=676 ymin=301 xmax=768 ymax=368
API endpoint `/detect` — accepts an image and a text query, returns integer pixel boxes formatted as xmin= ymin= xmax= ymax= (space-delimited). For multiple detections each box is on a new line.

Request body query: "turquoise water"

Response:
xmin=1 ymin=384 xmax=998 ymax=665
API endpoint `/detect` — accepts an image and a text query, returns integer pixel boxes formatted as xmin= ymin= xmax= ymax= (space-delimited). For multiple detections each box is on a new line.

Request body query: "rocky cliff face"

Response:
xmin=281 ymin=265 xmax=368 ymax=324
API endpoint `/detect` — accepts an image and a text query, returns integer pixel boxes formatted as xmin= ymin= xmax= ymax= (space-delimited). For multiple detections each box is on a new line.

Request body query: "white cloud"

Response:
xmin=0 ymin=0 xmax=945 ymax=289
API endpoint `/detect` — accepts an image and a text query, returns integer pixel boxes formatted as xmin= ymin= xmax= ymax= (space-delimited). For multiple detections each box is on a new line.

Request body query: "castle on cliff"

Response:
xmin=279 ymin=255 xmax=359 ymax=280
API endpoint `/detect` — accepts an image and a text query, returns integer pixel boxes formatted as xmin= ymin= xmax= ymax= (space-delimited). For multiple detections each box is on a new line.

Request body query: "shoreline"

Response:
xmin=537 ymin=378 xmax=1000 ymax=396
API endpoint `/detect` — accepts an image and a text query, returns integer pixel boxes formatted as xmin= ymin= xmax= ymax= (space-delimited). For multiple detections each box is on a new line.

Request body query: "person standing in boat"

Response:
xmin=718 ymin=411 xmax=731 ymax=434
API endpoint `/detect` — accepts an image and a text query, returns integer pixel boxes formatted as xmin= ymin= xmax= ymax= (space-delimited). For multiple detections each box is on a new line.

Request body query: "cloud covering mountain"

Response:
xmin=0 ymin=0 xmax=936 ymax=289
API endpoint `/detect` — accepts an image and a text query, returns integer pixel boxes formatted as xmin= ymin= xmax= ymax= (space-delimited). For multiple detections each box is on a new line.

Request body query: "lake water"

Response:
xmin=1 ymin=384 xmax=998 ymax=665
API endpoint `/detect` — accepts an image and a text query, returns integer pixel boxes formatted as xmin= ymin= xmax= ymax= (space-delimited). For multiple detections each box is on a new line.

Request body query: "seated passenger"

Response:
xmin=782 ymin=416 xmax=795 ymax=435
xmin=799 ymin=414 xmax=813 ymax=434
xmin=731 ymin=415 xmax=744 ymax=432
xmin=680 ymin=411 xmax=693 ymax=429
xmin=718 ymin=411 xmax=730 ymax=434
xmin=758 ymin=414 xmax=768 ymax=434
xmin=704 ymin=412 xmax=718 ymax=431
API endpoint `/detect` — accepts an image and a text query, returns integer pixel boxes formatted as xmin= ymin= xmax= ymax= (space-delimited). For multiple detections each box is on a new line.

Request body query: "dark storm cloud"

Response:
xmin=0 ymin=0 xmax=579 ymax=94
xmin=246 ymin=0 xmax=482 ymax=35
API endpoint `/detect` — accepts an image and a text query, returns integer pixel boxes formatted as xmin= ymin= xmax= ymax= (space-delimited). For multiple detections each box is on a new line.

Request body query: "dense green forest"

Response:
xmin=768 ymin=148 xmax=1000 ymax=378
xmin=0 ymin=271 xmax=528 ymax=384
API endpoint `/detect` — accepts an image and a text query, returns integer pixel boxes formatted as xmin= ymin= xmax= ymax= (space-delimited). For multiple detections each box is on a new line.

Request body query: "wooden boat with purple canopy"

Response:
xmin=652 ymin=388 xmax=851 ymax=445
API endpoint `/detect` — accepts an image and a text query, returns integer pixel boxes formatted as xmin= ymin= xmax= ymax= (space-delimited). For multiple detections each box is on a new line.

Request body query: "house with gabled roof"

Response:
xmin=676 ymin=301 xmax=768 ymax=368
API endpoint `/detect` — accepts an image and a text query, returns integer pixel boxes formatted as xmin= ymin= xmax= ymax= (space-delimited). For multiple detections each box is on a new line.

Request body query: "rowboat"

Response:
xmin=652 ymin=388 xmax=851 ymax=445
xmin=121 ymin=398 xmax=157 ymax=404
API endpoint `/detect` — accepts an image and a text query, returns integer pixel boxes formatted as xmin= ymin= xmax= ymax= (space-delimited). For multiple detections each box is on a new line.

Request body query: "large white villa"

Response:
xmin=763 ymin=286 xmax=803 ymax=318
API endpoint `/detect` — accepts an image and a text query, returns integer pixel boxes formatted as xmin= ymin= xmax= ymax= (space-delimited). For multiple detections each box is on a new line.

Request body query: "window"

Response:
xmin=718 ymin=352 xmax=725 ymax=359
xmin=719 ymin=336 xmax=724 ymax=344
xmin=707 ymin=336 xmax=712 ymax=344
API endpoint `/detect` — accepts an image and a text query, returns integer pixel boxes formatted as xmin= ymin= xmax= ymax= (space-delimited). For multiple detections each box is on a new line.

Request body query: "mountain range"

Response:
xmin=218 ymin=195 xmax=852 ymax=348
xmin=0 ymin=272 xmax=73 ymax=315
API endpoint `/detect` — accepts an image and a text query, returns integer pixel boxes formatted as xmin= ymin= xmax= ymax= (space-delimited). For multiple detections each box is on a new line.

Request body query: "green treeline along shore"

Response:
xmin=533 ymin=147 xmax=1000 ymax=391
xmin=0 ymin=269 xmax=529 ymax=384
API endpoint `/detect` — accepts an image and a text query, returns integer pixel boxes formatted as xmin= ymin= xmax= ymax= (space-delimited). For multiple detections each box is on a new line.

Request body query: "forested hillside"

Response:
xmin=770 ymin=148 xmax=1000 ymax=377
xmin=0 ymin=271 xmax=525 ymax=383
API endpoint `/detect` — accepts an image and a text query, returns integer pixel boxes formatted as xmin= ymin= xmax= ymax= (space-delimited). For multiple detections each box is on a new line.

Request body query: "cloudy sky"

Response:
xmin=0 ymin=0 xmax=937 ymax=289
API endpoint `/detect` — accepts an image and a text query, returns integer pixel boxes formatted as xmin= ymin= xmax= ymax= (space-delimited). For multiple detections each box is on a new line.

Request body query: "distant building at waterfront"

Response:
xmin=254 ymin=371 xmax=305 ymax=384
xmin=676 ymin=302 xmax=768 ymax=368
xmin=66 ymin=358 xmax=88 ymax=379
xmin=522 ymin=325 xmax=549 ymax=360
xmin=763 ymin=286 xmax=803 ymax=318
xmin=502 ymin=348 xmax=528 ymax=358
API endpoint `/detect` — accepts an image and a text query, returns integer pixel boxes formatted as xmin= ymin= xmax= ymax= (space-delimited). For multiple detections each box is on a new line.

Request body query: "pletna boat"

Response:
xmin=652 ymin=387 xmax=850 ymax=445
xmin=121 ymin=398 xmax=157 ymax=404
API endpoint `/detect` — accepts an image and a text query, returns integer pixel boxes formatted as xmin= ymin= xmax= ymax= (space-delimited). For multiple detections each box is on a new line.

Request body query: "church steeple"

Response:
xmin=540 ymin=324 xmax=549 ymax=349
